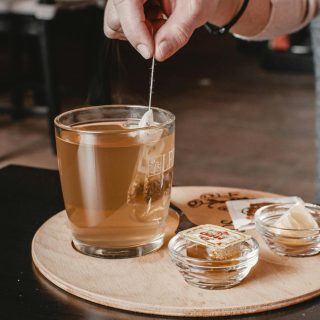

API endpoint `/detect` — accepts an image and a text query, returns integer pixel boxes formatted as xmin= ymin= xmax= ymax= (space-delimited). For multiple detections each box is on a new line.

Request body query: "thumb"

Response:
xmin=154 ymin=9 xmax=200 ymax=61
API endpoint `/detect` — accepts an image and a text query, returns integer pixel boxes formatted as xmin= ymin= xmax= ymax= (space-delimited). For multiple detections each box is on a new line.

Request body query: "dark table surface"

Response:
xmin=1 ymin=165 xmax=320 ymax=320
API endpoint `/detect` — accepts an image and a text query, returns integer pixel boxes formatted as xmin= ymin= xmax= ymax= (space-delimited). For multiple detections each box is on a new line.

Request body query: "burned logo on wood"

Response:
xmin=187 ymin=192 xmax=249 ymax=229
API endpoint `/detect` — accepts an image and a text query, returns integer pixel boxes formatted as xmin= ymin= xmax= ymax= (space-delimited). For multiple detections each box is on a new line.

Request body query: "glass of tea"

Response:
xmin=55 ymin=105 xmax=175 ymax=258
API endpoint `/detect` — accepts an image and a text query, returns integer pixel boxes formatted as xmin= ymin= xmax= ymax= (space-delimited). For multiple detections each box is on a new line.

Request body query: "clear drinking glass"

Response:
xmin=55 ymin=105 xmax=175 ymax=258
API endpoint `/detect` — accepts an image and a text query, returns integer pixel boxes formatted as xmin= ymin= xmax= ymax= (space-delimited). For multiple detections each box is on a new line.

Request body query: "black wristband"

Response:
xmin=204 ymin=0 xmax=250 ymax=35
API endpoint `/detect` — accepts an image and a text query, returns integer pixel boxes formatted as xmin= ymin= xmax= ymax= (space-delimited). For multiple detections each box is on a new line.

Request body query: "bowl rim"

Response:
xmin=168 ymin=233 xmax=259 ymax=268
xmin=254 ymin=202 xmax=320 ymax=232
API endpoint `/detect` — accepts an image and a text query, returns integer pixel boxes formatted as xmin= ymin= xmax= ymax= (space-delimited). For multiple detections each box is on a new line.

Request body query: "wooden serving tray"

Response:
xmin=32 ymin=186 xmax=320 ymax=317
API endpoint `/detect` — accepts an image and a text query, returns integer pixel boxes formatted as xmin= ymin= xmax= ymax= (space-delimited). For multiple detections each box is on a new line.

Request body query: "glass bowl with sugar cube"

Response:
xmin=255 ymin=202 xmax=320 ymax=257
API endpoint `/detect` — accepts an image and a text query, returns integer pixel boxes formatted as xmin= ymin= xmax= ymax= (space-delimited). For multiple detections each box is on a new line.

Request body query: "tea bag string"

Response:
xmin=148 ymin=26 xmax=156 ymax=111
xmin=148 ymin=56 xmax=155 ymax=111
xmin=138 ymin=29 xmax=155 ymax=128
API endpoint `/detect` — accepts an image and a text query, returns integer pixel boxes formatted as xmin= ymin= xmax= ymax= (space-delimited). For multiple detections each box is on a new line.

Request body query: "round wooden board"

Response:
xmin=32 ymin=186 xmax=320 ymax=317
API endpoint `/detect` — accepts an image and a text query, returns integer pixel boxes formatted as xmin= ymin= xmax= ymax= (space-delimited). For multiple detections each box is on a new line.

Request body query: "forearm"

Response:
xmin=208 ymin=0 xmax=271 ymax=37
xmin=208 ymin=0 xmax=319 ymax=41
xmin=231 ymin=0 xmax=271 ymax=37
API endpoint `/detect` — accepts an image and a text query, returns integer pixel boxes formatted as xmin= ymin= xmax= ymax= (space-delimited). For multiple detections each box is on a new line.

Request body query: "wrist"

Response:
xmin=208 ymin=0 xmax=243 ymax=27
xmin=208 ymin=0 xmax=271 ymax=37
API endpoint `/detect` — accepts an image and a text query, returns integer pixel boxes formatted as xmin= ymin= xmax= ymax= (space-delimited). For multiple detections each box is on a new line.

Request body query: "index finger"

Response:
xmin=114 ymin=0 xmax=154 ymax=59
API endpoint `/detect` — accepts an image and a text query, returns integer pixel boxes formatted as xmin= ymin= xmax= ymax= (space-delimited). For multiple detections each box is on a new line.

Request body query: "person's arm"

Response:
xmin=104 ymin=0 xmax=320 ymax=61
xmin=210 ymin=0 xmax=320 ymax=40
xmin=208 ymin=0 xmax=271 ymax=37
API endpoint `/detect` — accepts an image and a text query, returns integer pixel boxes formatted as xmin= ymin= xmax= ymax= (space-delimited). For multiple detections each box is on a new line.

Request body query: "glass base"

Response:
xmin=185 ymin=279 xmax=241 ymax=290
xmin=72 ymin=236 xmax=164 ymax=259
xmin=268 ymin=243 xmax=320 ymax=257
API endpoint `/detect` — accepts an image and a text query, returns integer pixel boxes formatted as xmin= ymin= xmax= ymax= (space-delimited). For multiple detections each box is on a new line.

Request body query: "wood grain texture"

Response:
xmin=32 ymin=186 xmax=320 ymax=317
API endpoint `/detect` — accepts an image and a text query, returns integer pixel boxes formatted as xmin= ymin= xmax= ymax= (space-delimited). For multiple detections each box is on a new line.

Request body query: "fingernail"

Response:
xmin=137 ymin=44 xmax=151 ymax=59
xmin=157 ymin=41 xmax=172 ymax=61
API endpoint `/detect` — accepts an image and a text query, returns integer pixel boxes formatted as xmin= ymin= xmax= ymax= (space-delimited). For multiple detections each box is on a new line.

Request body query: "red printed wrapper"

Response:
xmin=180 ymin=225 xmax=251 ymax=260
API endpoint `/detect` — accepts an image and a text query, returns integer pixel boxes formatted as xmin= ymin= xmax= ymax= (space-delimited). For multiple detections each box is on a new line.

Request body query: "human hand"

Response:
xmin=104 ymin=0 xmax=233 ymax=61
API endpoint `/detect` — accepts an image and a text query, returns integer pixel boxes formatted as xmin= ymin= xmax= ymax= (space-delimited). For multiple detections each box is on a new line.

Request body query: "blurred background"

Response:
xmin=0 ymin=0 xmax=315 ymax=201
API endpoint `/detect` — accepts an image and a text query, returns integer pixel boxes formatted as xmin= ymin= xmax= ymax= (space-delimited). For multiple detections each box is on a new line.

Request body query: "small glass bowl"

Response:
xmin=168 ymin=234 xmax=259 ymax=290
xmin=255 ymin=203 xmax=320 ymax=257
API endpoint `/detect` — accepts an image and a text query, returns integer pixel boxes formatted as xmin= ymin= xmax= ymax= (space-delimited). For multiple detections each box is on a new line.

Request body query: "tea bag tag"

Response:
xmin=139 ymin=109 xmax=154 ymax=127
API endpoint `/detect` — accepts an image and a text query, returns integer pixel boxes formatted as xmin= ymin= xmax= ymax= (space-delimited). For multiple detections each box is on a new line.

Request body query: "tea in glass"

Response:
xmin=55 ymin=105 xmax=175 ymax=258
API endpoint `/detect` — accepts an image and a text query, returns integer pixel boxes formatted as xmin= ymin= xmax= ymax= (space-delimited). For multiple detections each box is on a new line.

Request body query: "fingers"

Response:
xmin=104 ymin=0 xmax=154 ymax=53
xmin=151 ymin=18 xmax=167 ymax=34
xmin=146 ymin=5 xmax=167 ymax=34
xmin=154 ymin=14 xmax=194 ymax=61
xmin=113 ymin=0 xmax=154 ymax=59
xmin=154 ymin=3 xmax=205 ymax=61
xmin=104 ymin=0 xmax=201 ymax=61
xmin=104 ymin=21 xmax=127 ymax=41
xmin=104 ymin=0 xmax=122 ymax=38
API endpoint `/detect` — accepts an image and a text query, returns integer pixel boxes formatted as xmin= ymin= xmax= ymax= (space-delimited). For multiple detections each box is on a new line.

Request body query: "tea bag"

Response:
xmin=139 ymin=56 xmax=156 ymax=128
xmin=139 ymin=109 xmax=154 ymax=127
xmin=137 ymin=56 xmax=163 ymax=144
xmin=127 ymin=57 xmax=166 ymax=221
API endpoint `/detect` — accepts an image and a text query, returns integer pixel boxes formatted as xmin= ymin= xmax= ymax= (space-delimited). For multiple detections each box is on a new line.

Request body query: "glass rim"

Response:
xmin=54 ymin=105 xmax=175 ymax=134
